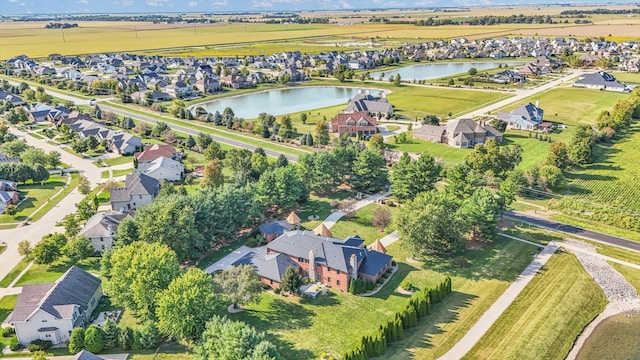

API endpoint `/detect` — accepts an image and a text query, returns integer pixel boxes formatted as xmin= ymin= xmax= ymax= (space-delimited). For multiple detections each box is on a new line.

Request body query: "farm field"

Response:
xmin=463 ymin=252 xmax=607 ymax=360
xmin=564 ymin=120 xmax=640 ymax=212
xmin=3 ymin=18 xmax=639 ymax=59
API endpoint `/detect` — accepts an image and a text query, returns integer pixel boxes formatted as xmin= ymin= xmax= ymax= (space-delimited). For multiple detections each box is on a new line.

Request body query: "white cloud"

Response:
xmin=146 ymin=0 xmax=170 ymax=6
xmin=211 ymin=0 xmax=227 ymax=6
xmin=8 ymin=0 xmax=18 ymax=3
xmin=339 ymin=0 xmax=353 ymax=8
xmin=78 ymin=0 xmax=89 ymax=4
xmin=252 ymin=0 xmax=272 ymax=7
xmin=188 ymin=1 xmax=197 ymax=6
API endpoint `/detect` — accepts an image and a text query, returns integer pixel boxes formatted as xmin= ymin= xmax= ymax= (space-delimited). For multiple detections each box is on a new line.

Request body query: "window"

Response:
xmin=269 ymin=279 xmax=273 ymax=285
xmin=100 ymin=237 xmax=103 ymax=242
xmin=304 ymin=259 xmax=309 ymax=263
xmin=316 ymin=262 xmax=322 ymax=268
xmin=336 ymin=280 xmax=341 ymax=286
xmin=297 ymin=257 xmax=303 ymax=263
xmin=327 ymin=267 xmax=331 ymax=272
xmin=41 ymin=320 xmax=47 ymax=323
xmin=327 ymin=277 xmax=331 ymax=283
xmin=337 ymin=270 xmax=341 ymax=275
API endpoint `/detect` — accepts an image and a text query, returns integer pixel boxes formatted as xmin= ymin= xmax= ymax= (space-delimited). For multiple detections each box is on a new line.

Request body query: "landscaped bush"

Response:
xmin=2 ymin=327 xmax=15 ymax=337
xmin=400 ymin=280 xmax=413 ymax=291
xmin=9 ymin=337 xmax=21 ymax=351
xmin=27 ymin=339 xmax=52 ymax=352
xmin=273 ymin=287 xmax=281 ymax=295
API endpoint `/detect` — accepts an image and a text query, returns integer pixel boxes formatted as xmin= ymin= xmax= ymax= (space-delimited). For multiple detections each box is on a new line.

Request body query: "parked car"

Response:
xmin=88 ymin=98 xmax=97 ymax=106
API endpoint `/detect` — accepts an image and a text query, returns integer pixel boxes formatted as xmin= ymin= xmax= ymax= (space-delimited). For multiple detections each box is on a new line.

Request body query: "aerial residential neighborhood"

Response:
xmin=0 ymin=2 xmax=639 ymax=360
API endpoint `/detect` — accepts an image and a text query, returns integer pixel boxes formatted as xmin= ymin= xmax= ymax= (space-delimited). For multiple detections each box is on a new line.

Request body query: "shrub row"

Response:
xmin=342 ymin=276 xmax=453 ymax=360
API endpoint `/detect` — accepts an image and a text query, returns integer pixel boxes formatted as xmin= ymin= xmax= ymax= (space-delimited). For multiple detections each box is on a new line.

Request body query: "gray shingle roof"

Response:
xmin=575 ymin=71 xmax=628 ymax=89
xmin=79 ymin=211 xmax=131 ymax=238
xmin=232 ymin=247 xmax=299 ymax=282
xmin=9 ymin=266 xmax=101 ymax=323
xmin=72 ymin=350 xmax=106 ymax=360
xmin=110 ymin=173 xmax=159 ymax=202
xmin=511 ymin=103 xmax=544 ymax=121
xmin=344 ymin=93 xmax=393 ymax=115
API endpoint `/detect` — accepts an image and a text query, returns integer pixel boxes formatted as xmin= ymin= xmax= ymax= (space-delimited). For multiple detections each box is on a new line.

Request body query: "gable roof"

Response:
xmin=143 ymin=156 xmax=183 ymax=174
xmin=330 ymin=111 xmax=378 ymax=127
xmin=344 ymin=93 xmax=392 ymax=114
xmin=135 ymin=144 xmax=175 ymax=164
xmin=511 ymin=103 xmax=544 ymax=121
xmin=232 ymin=247 xmax=299 ymax=282
xmin=79 ymin=211 xmax=131 ymax=239
xmin=286 ymin=211 xmax=301 ymax=225
xmin=110 ymin=173 xmax=159 ymax=203
xmin=72 ymin=350 xmax=106 ymax=360
xmin=575 ymin=71 xmax=628 ymax=89
xmin=9 ymin=266 xmax=101 ymax=323
xmin=413 ymin=124 xmax=445 ymax=137
xmin=368 ymin=239 xmax=387 ymax=254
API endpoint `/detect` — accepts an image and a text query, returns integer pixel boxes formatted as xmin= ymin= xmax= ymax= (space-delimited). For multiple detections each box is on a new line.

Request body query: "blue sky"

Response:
xmin=0 ymin=0 xmax=624 ymax=15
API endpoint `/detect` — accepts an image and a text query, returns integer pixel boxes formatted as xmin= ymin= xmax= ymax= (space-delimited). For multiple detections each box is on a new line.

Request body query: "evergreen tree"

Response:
xmin=68 ymin=327 xmax=85 ymax=354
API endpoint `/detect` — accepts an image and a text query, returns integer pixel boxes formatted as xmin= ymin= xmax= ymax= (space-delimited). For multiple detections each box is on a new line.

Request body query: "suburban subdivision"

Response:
xmin=0 ymin=2 xmax=639 ymax=360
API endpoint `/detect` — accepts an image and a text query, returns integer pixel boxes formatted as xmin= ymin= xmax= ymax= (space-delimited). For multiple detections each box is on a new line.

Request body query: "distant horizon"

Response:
xmin=0 ymin=0 xmax=632 ymax=16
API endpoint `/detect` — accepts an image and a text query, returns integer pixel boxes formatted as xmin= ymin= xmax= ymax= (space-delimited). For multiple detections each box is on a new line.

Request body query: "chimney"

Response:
xmin=308 ymin=249 xmax=316 ymax=282
xmin=349 ymin=253 xmax=358 ymax=280
xmin=107 ymin=225 xmax=113 ymax=235
xmin=535 ymin=101 xmax=539 ymax=109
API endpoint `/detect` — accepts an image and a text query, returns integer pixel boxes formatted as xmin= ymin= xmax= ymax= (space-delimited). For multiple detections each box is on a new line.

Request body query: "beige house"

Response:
xmin=413 ymin=118 xmax=502 ymax=149
xmin=8 ymin=267 xmax=102 ymax=346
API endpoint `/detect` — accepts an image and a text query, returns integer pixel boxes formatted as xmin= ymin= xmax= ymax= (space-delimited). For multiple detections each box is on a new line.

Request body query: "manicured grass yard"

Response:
xmin=387 ymin=134 xmax=468 ymax=164
xmin=0 ymin=294 xmax=17 ymax=323
xmin=298 ymin=190 xmax=354 ymax=230
xmin=111 ymin=168 xmax=135 ymax=178
xmin=0 ymin=175 xmax=67 ymax=223
xmin=463 ymin=252 xmax=607 ymax=360
xmin=330 ymin=203 xmax=398 ymax=244
xmin=231 ymin=233 xmax=535 ymax=359
xmin=14 ymin=257 xmax=102 ymax=287
xmin=102 ymin=155 xmax=134 ymax=167
xmin=0 ymin=258 xmax=30 ymax=288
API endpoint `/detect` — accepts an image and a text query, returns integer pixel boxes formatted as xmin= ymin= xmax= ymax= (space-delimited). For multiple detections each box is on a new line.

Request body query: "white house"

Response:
xmin=573 ymin=71 xmax=630 ymax=92
xmin=78 ymin=211 xmax=132 ymax=253
xmin=496 ymin=102 xmax=544 ymax=130
xmin=8 ymin=267 xmax=102 ymax=346
xmin=140 ymin=156 xmax=184 ymax=182
xmin=110 ymin=173 xmax=160 ymax=211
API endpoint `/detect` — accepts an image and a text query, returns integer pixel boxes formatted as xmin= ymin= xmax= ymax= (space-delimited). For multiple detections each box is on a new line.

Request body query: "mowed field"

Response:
xmin=463 ymin=252 xmax=607 ymax=360
xmin=2 ymin=19 xmax=638 ymax=59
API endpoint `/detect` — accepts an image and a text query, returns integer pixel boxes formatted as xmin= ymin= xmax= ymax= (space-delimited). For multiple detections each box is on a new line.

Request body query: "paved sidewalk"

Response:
xmin=439 ymin=241 xmax=558 ymax=360
xmin=379 ymin=230 xmax=399 ymax=247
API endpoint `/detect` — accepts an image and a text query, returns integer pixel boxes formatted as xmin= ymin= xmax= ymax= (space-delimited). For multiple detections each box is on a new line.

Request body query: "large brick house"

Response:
xmin=413 ymin=118 xmax=502 ymax=149
xmin=330 ymin=111 xmax=378 ymax=137
xmin=233 ymin=230 xmax=393 ymax=292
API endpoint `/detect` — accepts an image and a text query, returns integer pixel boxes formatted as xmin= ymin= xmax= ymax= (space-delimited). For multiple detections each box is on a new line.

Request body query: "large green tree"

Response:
xmin=103 ymin=242 xmax=181 ymax=320
xmin=63 ymin=236 xmax=94 ymax=263
xmin=255 ymin=165 xmax=308 ymax=210
xmin=392 ymin=152 xmax=442 ymax=201
xmin=213 ymin=265 xmax=262 ymax=310
xmin=350 ymin=149 xmax=388 ymax=193
xmin=463 ymin=139 xmax=522 ymax=177
xmin=84 ymin=324 xmax=105 ymax=354
xmin=157 ymin=268 xmax=222 ymax=341
xmin=68 ymin=327 xmax=85 ymax=354
xmin=279 ymin=266 xmax=303 ymax=295
xmin=395 ymin=191 xmax=468 ymax=255
xmin=444 ymin=164 xmax=485 ymax=199
xmin=224 ymin=148 xmax=253 ymax=186
xmin=461 ymin=188 xmax=501 ymax=242
xmin=545 ymin=141 xmax=571 ymax=170
xmin=297 ymin=151 xmax=338 ymax=194
xmin=194 ymin=316 xmax=282 ymax=360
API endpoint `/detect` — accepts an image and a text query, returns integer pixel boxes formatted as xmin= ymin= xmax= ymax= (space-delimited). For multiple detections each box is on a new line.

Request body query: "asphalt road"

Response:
xmin=98 ymin=103 xmax=299 ymax=162
xmin=504 ymin=211 xmax=640 ymax=252
xmin=0 ymin=77 xmax=299 ymax=162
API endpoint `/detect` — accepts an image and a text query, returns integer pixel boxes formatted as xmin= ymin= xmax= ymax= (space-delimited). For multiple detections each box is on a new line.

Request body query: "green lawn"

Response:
xmin=463 ymin=252 xmax=607 ymax=360
xmin=101 ymin=170 xmax=110 ymax=179
xmin=612 ymin=71 xmax=640 ymax=84
xmin=610 ymin=262 xmax=640 ymax=293
xmin=0 ymin=258 xmax=30 ymax=288
xmin=29 ymin=173 xmax=79 ymax=222
xmin=330 ymin=203 xmax=398 ymax=244
xmin=0 ymin=294 xmax=17 ymax=323
xmin=14 ymin=257 xmax=102 ymax=287
xmin=298 ymin=190 xmax=354 ymax=230
xmin=102 ymin=155 xmax=134 ymax=167
xmin=231 ymin=236 xmax=535 ymax=359
xmin=0 ymin=175 xmax=67 ymax=223
xmin=111 ymin=168 xmax=134 ymax=178
xmin=387 ymin=135 xmax=468 ymax=164
xmin=0 ymin=245 xmax=5 ymax=255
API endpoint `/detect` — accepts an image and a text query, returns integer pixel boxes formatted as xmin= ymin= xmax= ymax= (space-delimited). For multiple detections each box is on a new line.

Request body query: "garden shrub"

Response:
xmin=27 ymin=339 xmax=52 ymax=352
xmin=9 ymin=337 xmax=21 ymax=351
xmin=400 ymin=280 xmax=413 ymax=291
xmin=2 ymin=327 xmax=15 ymax=337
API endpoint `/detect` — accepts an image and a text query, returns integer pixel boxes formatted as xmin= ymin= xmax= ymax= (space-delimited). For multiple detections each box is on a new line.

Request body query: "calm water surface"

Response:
xmin=370 ymin=61 xmax=522 ymax=81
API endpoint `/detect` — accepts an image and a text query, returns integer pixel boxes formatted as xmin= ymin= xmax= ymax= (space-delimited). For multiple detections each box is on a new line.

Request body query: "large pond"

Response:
xmin=195 ymin=87 xmax=384 ymax=119
xmin=576 ymin=311 xmax=640 ymax=359
xmin=370 ymin=61 xmax=522 ymax=81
